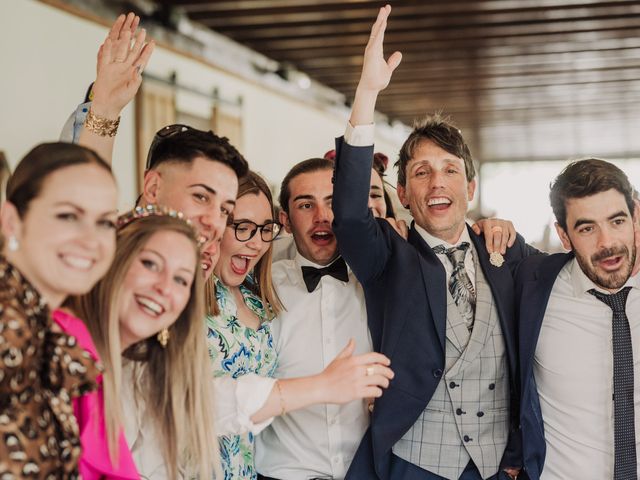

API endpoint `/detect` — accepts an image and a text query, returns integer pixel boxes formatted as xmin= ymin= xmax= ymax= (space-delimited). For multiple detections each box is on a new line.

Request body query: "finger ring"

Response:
xmin=366 ymin=366 xmax=375 ymax=376
xmin=491 ymin=225 xmax=503 ymax=233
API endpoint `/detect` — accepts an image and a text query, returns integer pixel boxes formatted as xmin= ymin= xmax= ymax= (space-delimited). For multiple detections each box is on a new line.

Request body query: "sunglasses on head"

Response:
xmin=145 ymin=124 xmax=221 ymax=170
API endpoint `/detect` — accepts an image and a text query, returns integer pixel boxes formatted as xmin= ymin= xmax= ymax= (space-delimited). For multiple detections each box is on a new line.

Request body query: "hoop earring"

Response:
xmin=157 ymin=328 xmax=170 ymax=348
xmin=7 ymin=236 xmax=19 ymax=252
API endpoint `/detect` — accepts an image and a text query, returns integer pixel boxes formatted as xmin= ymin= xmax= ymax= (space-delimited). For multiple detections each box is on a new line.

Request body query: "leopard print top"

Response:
xmin=0 ymin=257 xmax=102 ymax=478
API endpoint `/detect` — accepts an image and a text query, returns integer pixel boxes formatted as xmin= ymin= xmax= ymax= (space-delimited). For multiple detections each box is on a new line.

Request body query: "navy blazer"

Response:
xmin=514 ymin=252 xmax=574 ymax=480
xmin=332 ymin=138 xmax=537 ymax=479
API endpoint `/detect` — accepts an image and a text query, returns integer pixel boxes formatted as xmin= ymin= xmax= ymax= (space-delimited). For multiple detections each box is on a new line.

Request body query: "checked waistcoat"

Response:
xmin=393 ymin=252 xmax=510 ymax=480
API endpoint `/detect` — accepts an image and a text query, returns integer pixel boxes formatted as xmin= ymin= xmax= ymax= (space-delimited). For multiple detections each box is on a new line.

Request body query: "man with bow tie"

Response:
xmin=255 ymin=157 xmax=374 ymax=480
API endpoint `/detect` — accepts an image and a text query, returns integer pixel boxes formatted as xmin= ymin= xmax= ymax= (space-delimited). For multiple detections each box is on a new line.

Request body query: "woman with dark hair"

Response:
xmin=0 ymin=142 xmax=118 ymax=476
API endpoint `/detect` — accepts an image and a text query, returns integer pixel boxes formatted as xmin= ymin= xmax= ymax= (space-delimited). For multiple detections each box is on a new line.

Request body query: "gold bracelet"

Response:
xmin=84 ymin=108 xmax=120 ymax=137
xmin=275 ymin=380 xmax=286 ymax=416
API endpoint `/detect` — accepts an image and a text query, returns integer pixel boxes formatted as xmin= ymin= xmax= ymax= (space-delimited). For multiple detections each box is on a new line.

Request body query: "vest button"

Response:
xmin=477 ymin=411 xmax=484 ymax=417
xmin=433 ymin=369 xmax=443 ymax=378
xmin=463 ymin=435 xmax=471 ymax=442
xmin=456 ymin=408 xmax=464 ymax=415
xmin=449 ymin=381 xmax=457 ymax=388
xmin=488 ymin=383 xmax=495 ymax=390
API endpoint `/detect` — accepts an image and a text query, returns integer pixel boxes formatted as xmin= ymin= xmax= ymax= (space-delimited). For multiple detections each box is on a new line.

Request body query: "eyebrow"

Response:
xmin=188 ymin=183 xmax=236 ymax=207
xmin=370 ymin=185 xmax=383 ymax=191
xmin=572 ymin=210 xmax=628 ymax=229
xmin=142 ymin=248 xmax=195 ymax=275
xmin=53 ymin=202 xmax=118 ymax=216
xmin=233 ymin=217 xmax=275 ymax=224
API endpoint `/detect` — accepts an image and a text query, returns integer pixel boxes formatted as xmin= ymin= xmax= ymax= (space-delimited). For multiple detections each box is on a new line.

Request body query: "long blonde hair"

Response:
xmin=71 ymin=212 xmax=218 ymax=479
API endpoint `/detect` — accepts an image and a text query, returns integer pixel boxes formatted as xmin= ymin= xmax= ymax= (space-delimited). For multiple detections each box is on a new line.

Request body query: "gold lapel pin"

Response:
xmin=490 ymin=251 xmax=505 ymax=267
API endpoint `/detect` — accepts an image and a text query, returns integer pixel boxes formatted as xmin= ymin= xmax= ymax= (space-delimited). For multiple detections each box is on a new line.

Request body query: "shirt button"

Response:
xmin=477 ymin=411 xmax=484 ymax=417
xmin=488 ymin=383 xmax=495 ymax=390
xmin=332 ymin=456 xmax=341 ymax=464
xmin=433 ymin=369 xmax=443 ymax=378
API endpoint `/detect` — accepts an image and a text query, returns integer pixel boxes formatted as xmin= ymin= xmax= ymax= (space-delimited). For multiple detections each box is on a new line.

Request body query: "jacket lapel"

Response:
xmin=468 ymin=227 xmax=519 ymax=377
xmin=409 ymin=225 xmax=447 ymax=353
xmin=520 ymin=253 xmax=574 ymax=391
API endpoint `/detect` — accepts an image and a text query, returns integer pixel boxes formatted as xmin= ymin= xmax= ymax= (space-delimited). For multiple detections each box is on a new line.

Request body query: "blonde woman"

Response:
xmin=68 ymin=206 xmax=218 ymax=479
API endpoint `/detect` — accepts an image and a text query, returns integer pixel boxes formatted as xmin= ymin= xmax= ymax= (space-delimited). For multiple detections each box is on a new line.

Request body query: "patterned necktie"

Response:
xmin=589 ymin=287 xmax=637 ymax=480
xmin=433 ymin=242 xmax=476 ymax=330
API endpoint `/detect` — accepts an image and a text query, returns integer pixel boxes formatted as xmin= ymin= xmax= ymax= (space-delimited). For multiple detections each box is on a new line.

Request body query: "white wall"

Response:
xmin=0 ymin=0 xmax=403 ymax=209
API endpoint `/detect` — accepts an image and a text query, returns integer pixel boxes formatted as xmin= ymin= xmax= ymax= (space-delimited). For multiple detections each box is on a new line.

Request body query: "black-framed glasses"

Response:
xmin=229 ymin=221 xmax=282 ymax=242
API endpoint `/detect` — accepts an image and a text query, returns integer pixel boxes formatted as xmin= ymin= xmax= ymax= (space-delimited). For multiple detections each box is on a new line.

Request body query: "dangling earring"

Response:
xmin=157 ymin=328 xmax=170 ymax=348
xmin=7 ymin=236 xmax=19 ymax=252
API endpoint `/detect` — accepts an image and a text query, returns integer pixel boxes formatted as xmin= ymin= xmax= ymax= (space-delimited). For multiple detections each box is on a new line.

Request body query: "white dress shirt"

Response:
xmin=535 ymin=259 xmax=640 ymax=479
xmin=255 ymin=252 xmax=372 ymax=479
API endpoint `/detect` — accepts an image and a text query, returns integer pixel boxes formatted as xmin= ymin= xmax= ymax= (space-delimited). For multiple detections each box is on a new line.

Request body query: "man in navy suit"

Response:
xmin=332 ymin=6 xmax=537 ymax=480
xmin=516 ymin=159 xmax=639 ymax=479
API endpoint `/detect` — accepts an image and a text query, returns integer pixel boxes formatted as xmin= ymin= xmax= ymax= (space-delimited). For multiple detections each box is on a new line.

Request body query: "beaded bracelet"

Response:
xmin=84 ymin=108 xmax=120 ymax=137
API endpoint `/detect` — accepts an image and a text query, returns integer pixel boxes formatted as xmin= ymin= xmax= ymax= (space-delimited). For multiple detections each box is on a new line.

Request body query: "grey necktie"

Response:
xmin=433 ymin=242 xmax=476 ymax=330
xmin=589 ymin=287 xmax=637 ymax=480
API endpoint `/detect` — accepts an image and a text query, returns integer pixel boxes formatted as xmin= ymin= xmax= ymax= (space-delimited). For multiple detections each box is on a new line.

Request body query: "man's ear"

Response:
xmin=279 ymin=209 xmax=292 ymax=234
xmin=467 ymin=178 xmax=477 ymax=202
xmin=554 ymin=222 xmax=572 ymax=251
xmin=142 ymin=169 xmax=161 ymax=204
xmin=1 ymin=201 xmax=22 ymax=244
xmin=397 ymin=183 xmax=409 ymax=209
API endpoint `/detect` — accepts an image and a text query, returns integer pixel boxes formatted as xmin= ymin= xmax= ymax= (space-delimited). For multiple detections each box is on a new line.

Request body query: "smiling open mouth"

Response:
xmin=60 ymin=254 xmax=94 ymax=271
xmin=136 ymin=296 xmax=165 ymax=316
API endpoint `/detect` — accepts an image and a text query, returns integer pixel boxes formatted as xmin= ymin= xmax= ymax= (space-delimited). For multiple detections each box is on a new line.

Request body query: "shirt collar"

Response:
xmin=570 ymin=256 xmax=640 ymax=297
xmin=415 ymin=222 xmax=472 ymax=250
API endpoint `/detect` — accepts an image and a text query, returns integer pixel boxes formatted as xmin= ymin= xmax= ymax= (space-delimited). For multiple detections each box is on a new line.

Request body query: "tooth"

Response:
xmin=64 ymin=256 xmax=92 ymax=269
xmin=138 ymin=297 xmax=162 ymax=314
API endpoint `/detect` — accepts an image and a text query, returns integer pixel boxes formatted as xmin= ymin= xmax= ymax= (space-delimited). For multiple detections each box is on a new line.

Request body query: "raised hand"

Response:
xmin=357 ymin=5 xmax=402 ymax=95
xmin=91 ymin=12 xmax=155 ymax=119
xmin=350 ymin=5 xmax=402 ymax=126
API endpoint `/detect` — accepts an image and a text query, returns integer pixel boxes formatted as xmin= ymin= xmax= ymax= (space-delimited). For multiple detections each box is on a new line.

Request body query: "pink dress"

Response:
xmin=53 ymin=309 xmax=140 ymax=480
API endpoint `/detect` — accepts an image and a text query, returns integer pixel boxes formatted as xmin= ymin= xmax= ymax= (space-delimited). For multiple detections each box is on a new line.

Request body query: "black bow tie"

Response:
xmin=301 ymin=257 xmax=349 ymax=293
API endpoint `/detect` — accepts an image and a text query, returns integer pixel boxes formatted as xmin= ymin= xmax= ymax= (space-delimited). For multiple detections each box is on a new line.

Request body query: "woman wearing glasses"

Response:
xmin=208 ymin=172 xmax=394 ymax=479
xmin=208 ymin=172 xmax=281 ymax=478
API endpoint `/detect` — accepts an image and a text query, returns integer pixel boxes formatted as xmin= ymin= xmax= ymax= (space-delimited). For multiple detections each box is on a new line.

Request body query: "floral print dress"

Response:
xmin=207 ymin=277 xmax=277 ymax=480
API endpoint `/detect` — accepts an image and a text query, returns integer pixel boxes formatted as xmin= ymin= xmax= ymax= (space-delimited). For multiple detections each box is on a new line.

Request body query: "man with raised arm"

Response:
xmin=332 ymin=6 xmax=538 ymax=480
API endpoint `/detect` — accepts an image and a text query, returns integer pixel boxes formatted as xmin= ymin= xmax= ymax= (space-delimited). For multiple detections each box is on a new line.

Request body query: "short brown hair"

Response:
xmin=395 ymin=114 xmax=475 ymax=187
xmin=278 ymin=158 xmax=333 ymax=214
xmin=550 ymin=158 xmax=635 ymax=231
